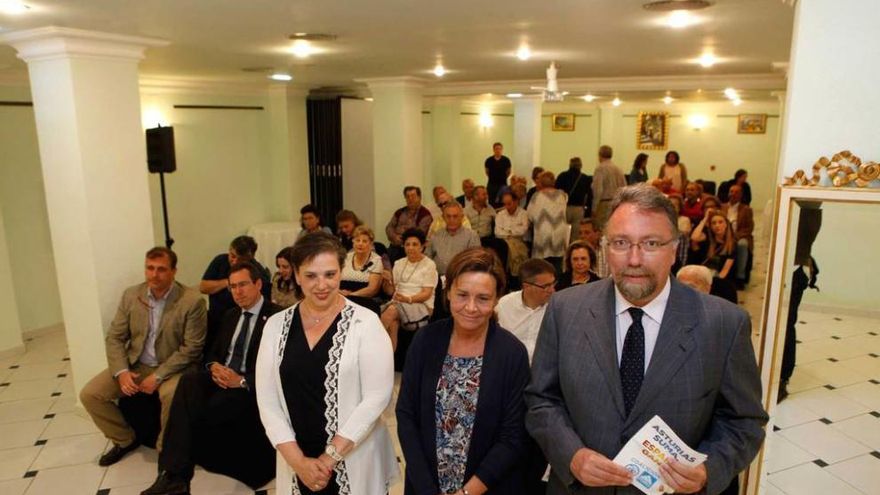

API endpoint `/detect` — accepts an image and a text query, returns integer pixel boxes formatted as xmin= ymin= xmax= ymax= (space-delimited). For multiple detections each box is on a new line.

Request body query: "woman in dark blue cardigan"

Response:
xmin=396 ymin=247 xmax=531 ymax=495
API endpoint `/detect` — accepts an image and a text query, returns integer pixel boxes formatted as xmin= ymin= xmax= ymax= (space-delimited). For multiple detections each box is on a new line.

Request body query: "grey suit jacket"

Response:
xmin=105 ymin=281 xmax=207 ymax=380
xmin=525 ymin=278 xmax=767 ymax=495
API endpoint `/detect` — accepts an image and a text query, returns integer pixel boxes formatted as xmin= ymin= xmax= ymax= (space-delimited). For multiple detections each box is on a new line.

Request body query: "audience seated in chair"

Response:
xmin=455 ymin=178 xmax=475 ymax=208
xmin=385 ymin=186 xmax=434 ymax=263
xmin=335 ymin=209 xmax=362 ymax=251
xmin=555 ymin=240 xmax=600 ymax=291
xmin=270 ymin=247 xmax=298 ymax=308
xmin=141 ymin=261 xmax=281 ymax=494
xmin=495 ymin=191 xmax=530 ymax=279
xmin=721 ymin=184 xmax=754 ymax=289
xmin=426 ymin=201 xmax=482 ymax=275
xmin=340 ymin=225 xmax=384 ymax=314
xmin=296 ymin=203 xmax=333 ymax=240
xmin=80 ymin=247 xmax=206 ymax=467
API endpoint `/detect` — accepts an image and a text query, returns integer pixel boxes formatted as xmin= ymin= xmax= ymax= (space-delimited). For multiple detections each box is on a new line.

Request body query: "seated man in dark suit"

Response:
xmin=142 ymin=261 xmax=282 ymax=495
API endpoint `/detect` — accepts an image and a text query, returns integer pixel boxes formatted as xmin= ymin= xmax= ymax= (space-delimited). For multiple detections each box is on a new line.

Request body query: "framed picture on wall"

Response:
xmin=737 ymin=114 xmax=767 ymax=134
xmin=551 ymin=113 xmax=575 ymax=131
xmin=636 ymin=111 xmax=669 ymax=150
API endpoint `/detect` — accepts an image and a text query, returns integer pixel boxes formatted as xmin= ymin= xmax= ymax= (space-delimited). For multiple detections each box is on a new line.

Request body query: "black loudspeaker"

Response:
xmin=146 ymin=126 xmax=176 ymax=173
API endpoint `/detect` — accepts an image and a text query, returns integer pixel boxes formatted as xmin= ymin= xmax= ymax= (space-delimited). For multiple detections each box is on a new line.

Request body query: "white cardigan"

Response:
xmin=256 ymin=299 xmax=400 ymax=495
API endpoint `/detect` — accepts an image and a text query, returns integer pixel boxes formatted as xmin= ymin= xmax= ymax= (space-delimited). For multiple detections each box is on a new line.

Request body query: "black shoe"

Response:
xmin=777 ymin=381 xmax=789 ymax=403
xmin=140 ymin=472 xmax=191 ymax=495
xmin=735 ymin=279 xmax=746 ymax=291
xmin=98 ymin=440 xmax=140 ymax=466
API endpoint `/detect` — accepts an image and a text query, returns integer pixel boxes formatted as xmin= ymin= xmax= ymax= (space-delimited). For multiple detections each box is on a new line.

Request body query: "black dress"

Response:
xmin=280 ymin=308 xmax=342 ymax=495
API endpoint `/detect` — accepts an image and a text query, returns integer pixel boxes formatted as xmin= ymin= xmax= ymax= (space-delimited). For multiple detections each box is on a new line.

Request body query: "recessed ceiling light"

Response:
xmin=506 ymin=93 xmax=523 ymax=98
xmin=0 ymin=0 xmax=30 ymax=14
xmin=516 ymin=46 xmax=532 ymax=61
xmin=732 ymin=98 xmax=743 ymax=106
xmin=433 ymin=63 xmax=446 ymax=77
xmin=666 ymin=10 xmax=696 ymax=28
xmin=290 ymin=40 xmax=315 ymax=58
xmin=698 ymin=53 xmax=717 ymax=67
xmin=612 ymin=97 xmax=622 ymax=106
xmin=663 ymin=96 xmax=674 ymax=105
xmin=582 ymin=94 xmax=596 ymax=102
xmin=364 ymin=97 xmax=374 ymax=102
xmin=268 ymin=73 xmax=292 ymax=81
xmin=723 ymin=87 xmax=738 ymax=99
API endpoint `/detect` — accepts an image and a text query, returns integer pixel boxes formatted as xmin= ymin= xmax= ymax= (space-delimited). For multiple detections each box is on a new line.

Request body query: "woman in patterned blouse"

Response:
xmin=396 ymin=247 xmax=531 ymax=495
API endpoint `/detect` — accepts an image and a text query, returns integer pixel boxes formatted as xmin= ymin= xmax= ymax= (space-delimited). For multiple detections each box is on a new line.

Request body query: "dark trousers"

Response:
xmin=782 ymin=266 xmax=809 ymax=382
xmin=159 ymin=370 xmax=275 ymax=489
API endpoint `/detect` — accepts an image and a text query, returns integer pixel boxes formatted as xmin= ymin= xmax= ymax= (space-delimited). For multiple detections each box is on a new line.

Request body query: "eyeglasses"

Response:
xmin=524 ymin=280 xmax=556 ymax=291
xmin=603 ymin=238 xmax=677 ymax=254
xmin=229 ymin=280 xmax=253 ymax=291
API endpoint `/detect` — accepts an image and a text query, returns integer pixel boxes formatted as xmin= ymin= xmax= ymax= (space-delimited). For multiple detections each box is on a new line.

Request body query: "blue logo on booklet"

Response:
xmin=625 ymin=464 xmax=641 ymax=476
xmin=636 ymin=471 xmax=658 ymax=488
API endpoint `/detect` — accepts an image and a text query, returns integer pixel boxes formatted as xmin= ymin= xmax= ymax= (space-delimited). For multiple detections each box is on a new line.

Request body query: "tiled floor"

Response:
xmin=3 ymin=234 xmax=877 ymax=494
xmin=762 ymin=310 xmax=880 ymax=494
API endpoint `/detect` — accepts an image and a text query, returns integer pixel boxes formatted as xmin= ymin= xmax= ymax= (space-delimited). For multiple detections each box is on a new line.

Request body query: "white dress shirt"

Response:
xmin=139 ymin=284 xmax=176 ymax=368
xmin=614 ymin=278 xmax=671 ymax=372
xmin=494 ymin=207 xmax=529 ymax=238
xmin=496 ymin=290 xmax=547 ymax=363
xmin=224 ymin=296 xmax=265 ymax=373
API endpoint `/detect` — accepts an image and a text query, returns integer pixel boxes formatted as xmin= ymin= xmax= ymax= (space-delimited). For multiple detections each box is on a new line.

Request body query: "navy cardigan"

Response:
xmin=396 ymin=318 xmax=531 ymax=495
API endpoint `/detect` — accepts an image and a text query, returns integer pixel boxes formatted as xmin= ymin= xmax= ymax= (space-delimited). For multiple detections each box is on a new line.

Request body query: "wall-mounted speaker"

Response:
xmin=146 ymin=126 xmax=176 ymax=174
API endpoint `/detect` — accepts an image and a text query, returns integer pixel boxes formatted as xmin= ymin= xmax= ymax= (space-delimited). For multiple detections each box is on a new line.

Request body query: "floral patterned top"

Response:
xmin=435 ymin=354 xmax=483 ymax=494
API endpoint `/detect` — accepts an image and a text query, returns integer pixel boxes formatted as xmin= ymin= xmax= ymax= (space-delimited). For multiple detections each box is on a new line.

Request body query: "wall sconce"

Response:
xmin=689 ymin=114 xmax=708 ymax=131
xmin=479 ymin=110 xmax=494 ymax=128
xmin=142 ymin=107 xmax=169 ymax=129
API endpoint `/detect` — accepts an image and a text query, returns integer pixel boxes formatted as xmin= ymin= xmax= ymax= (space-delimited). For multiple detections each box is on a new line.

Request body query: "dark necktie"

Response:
xmin=228 ymin=311 xmax=253 ymax=373
xmin=620 ymin=307 xmax=645 ymax=416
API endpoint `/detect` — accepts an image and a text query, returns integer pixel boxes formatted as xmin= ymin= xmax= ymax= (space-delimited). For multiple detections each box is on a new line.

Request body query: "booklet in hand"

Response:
xmin=612 ymin=415 xmax=707 ymax=495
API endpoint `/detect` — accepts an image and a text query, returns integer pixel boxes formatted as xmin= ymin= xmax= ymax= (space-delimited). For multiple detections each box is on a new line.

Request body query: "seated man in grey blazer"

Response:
xmin=80 ymin=247 xmax=206 ymax=467
xmin=526 ymin=184 xmax=767 ymax=495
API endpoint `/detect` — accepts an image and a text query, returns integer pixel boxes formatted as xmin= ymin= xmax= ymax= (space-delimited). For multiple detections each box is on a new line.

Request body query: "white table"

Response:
xmin=247 ymin=222 xmax=301 ymax=270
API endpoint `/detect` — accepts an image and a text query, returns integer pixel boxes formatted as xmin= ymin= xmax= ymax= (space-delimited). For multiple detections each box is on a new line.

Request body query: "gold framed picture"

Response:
xmin=737 ymin=114 xmax=767 ymax=134
xmin=636 ymin=111 xmax=669 ymax=150
xmin=551 ymin=113 xmax=575 ymax=131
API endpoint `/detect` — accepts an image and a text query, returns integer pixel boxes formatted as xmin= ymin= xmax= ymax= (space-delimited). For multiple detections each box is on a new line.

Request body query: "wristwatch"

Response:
xmin=324 ymin=444 xmax=344 ymax=462
xmin=239 ymin=377 xmax=248 ymax=389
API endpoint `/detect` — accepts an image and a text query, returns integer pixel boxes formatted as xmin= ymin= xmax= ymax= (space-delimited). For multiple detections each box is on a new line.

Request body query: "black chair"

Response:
xmin=118 ymin=392 xmax=162 ymax=449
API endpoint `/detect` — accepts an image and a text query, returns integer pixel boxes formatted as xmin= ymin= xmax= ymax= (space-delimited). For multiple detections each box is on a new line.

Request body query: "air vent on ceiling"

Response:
xmin=643 ymin=0 xmax=713 ymax=11
xmin=289 ymin=33 xmax=337 ymax=42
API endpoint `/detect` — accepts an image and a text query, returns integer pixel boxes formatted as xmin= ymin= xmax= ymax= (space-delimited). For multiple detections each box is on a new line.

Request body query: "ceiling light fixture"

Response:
xmin=516 ymin=46 xmax=532 ymax=61
xmin=723 ymin=87 xmax=738 ymax=99
xmin=290 ymin=40 xmax=315 ymax=58
xmin=433 ymin=63 xmax=446 ymax=77
xmin=506 ymin=93 xmax=523 ymax=98
xmin=479 ymin=110 xmax=494 ymax=128
xmin=0 ymin=0 xmax=30 ymax=14
xmin=663 ymin=95 xmax=674 ymax=105
xmin=269 ymin=73 xmax=292 ymax=81
xmin=583 ymin=94 xmax=596 ymax=102
xmin=612 ymin=97 xmax=622 ymax=107
xmin=732 ymin=98 xmax=743 ymax=106
xmin=365 ymin=97 xmax=374 ymax=102
xmin=698 ymin=52 xmax=717 ymax=67
xmin=689 ymin=114 xmax=708 ymax=130
xmin=666 ymin=10 xmax=696 ymax=28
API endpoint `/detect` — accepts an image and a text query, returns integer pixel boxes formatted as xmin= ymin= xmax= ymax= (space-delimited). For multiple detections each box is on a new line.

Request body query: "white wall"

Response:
xmin=0 ymin=204 xmax=24 ymax=354
xmin=0 ymin=86 xmax=63 ymax=334
xmin=341 ymin=98 xmax=376 ymax=230
xmin=423 ymin=98 xmax=781 ymax=210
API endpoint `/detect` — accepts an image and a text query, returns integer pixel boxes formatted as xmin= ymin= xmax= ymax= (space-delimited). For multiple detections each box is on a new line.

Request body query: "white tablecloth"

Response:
xmin=247 ymin=222 xmax=301 ymax=270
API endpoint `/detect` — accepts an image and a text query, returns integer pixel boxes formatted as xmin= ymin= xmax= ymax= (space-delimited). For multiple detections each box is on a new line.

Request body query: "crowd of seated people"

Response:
xmin=80 ymin=144 xmax=764 ymax=495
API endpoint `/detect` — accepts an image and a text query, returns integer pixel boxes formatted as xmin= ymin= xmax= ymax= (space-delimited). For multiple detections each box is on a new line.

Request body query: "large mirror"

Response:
xmin=747 ymin=187 xmax=880 ymax=494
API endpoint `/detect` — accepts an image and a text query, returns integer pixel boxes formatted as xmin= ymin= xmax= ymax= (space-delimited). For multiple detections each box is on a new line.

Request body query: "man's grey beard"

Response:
xmin=613 ymin=269 xmax=657 ymax=302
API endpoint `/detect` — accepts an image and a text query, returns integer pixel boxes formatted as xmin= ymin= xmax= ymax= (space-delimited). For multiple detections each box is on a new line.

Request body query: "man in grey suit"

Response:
xmin=526 ymin=184 xmax=767 ymax=494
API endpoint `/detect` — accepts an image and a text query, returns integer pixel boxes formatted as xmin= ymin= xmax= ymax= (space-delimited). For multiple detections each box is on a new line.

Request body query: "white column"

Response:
xmin=360 ymin=77 xmax=425 ymax=243
xmin=777 ymin=0 xmax=880 ymax=180
xmin=265 ymin=86 xmax=310 ymax=221
xmin=0 ymin=27 xmax=167 ymax=396
xmin=0 ymin=204 xmax=24 ymax=356
xmin=429 ymin=97 xmax=462 ymax=191
xmin=512 ymin=96 xmax=542 ymax=177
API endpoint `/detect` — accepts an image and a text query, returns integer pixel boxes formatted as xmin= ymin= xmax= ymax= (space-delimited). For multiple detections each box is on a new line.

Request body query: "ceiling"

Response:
xmin=0 ymin=0 xmax=794 ymax=96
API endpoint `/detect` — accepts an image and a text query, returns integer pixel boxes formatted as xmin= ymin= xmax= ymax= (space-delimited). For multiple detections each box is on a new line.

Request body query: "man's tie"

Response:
xmin=227 ymin=311 xmax=253 ymax=373
xmin=620 ymin=307 xmax=645 ymax=416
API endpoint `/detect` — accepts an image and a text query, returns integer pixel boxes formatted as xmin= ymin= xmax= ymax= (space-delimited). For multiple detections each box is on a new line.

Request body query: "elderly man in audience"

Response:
xmin=429 ymin=190 xmax=472 ymax=237
xmin=142 ymin=261 xmax=281 ymax=494
xmin=591 ymin=145 xmax=627 ymax=231
xmin=427 ymin=201 xmax=482 ymax=275
xmin=677 ymin=264 xmax=713 ymax=294
xmin=464 ymin=185 xmax=496 ymax=240
xmin=200 ymin=235 xmax=272 ymax=350
xmin=385 ymin=185 xmax=434 ymax=262
xmin=80 ymin=247 xmax=206 ymax=467
xmin=456 ymin=178 xmax=475 ymax=208
xmin=495 ymin=190 xmax=531 ymax=277
xmin=721 ymin=184 xmax=754 ymax=289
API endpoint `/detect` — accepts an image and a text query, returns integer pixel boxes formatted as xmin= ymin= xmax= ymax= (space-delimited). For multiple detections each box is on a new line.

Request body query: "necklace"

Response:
xmin=400 ymin=257 xmax=423 ymax=285
xmin=300 ymin=296 xmax=342 ymax=326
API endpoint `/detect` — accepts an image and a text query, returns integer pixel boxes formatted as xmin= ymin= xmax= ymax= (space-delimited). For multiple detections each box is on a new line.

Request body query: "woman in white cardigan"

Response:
xmin=256 ymin=232 xmax=399 ymax=494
